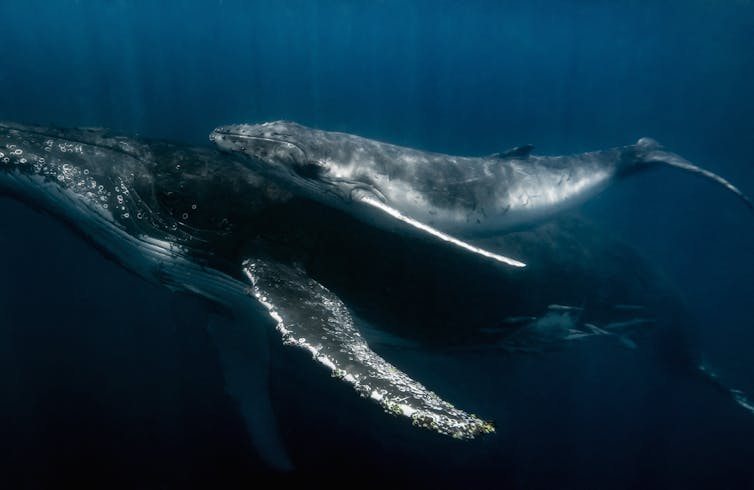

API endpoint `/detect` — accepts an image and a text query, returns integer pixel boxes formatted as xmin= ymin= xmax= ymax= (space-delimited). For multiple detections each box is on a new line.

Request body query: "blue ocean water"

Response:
xmin=1 ymin=0 xmax=753 ymax=487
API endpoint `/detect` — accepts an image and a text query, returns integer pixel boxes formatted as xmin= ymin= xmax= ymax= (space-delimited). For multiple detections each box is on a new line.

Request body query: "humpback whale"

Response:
xmin=211 ymin=121 xmax=753 ymax=265
xmin=3 ymin=122 xmax=752 ymax=471
xmin=0 ymin=122 xmax=496 ymax=469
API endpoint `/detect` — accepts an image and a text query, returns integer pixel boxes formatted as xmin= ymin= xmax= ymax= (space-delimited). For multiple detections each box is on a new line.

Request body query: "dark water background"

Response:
xmin=1 ymin=1 xmax=753 ymax=487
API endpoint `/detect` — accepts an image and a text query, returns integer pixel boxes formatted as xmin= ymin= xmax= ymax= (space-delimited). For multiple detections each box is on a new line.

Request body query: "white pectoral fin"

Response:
xmin=357 ymin=195 xmax=526 ymax=268
xmin=242 ymin=257 xmax=495 ymax=439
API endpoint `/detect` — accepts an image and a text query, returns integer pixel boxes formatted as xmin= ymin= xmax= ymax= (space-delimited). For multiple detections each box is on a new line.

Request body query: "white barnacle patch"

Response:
xmin=317 ymin=354 xmax=337 ymax=371
xmin=398 ymin=403 xmax=416 ymax=417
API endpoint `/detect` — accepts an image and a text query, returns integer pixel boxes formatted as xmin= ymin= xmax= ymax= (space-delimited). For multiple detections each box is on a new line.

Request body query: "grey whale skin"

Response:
xmin=211 ymin=121 xmax=753 ymax=265
xmin=2 ymin=123 xmax=751 ymax=469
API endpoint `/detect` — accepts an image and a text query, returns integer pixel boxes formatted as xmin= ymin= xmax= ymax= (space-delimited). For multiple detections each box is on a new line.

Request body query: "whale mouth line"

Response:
xmin=213 ymin=131 xmax=309 ymax=157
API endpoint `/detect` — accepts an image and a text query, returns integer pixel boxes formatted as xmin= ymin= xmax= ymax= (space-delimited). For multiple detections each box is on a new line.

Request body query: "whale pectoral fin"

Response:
xmin=356 ymin=194 xmax=526 ymax=267
xmin=242 ymin=258 xmax=495 ymax=439
xmin=206 ymin=314 xmax=293 ymax=471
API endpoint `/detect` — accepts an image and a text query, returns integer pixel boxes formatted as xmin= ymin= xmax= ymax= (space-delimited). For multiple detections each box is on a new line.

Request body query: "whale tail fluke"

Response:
xmin=661 ymin=155 xmax=754 ymax=214
xmin=638 ymin=139 xmax=754 ymax=216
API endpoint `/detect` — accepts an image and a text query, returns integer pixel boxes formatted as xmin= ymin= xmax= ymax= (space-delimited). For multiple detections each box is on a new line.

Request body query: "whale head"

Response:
xmin=210 ymin=121 xmax=356 ymax=205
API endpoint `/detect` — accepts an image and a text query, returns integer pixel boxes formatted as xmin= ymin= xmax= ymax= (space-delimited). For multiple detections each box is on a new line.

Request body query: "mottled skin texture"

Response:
xmin=211 ymin=121 xmax=648 ymax=235
xmin=0 ymin=123 xmax=291 ymax=286
xmin=211 ymin=121 xmax=752 ymax=239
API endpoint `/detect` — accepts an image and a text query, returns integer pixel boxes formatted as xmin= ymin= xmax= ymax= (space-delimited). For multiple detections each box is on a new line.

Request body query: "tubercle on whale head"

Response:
xmin=210 ymin=123 xmax=308 ymax=167
xmin=212 ymin=123 xmax=309 ymax=175
xmin=210 ymin=123 xmax=358 ymax=205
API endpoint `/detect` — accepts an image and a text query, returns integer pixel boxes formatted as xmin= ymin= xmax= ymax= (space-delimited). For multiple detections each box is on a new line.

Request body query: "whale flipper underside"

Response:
xmin=206 ymin=314 xmax=293 ymax=471
xmin=242 ymin=258 xmax=495 ymax=439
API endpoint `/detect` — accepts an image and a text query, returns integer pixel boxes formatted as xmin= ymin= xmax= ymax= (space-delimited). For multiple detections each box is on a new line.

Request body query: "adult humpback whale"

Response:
xmin=0 ymin=122 xmax=496 ymax=469
xmin=3 ymin=122 xmax=752 ymax=472
xmin=211 ymin=121 xmax=753 ymax=265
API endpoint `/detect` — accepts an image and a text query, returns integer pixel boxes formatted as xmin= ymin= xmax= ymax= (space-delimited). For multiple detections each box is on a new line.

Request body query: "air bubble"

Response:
xmin=191 ymin=204 xmax=197 ymax=210
xmin=2 ymin=157 xmax=9 ymax=163
xmin=0 ymin=152 xmax=4 ymax=158
xmin=13 ymin=149 xmax=22 ymax=155
xmin=182 ymin=213 xmax=189 ymax=220
xmin=136 ymin=212 xmax=143 ymax=219
xmin=83 ymin=169 xmax=89 ymax=175
xmin=123 ymin=213 xmax=130 ymax=219
xmin=20 ymin=158 xmax=26 ymax=164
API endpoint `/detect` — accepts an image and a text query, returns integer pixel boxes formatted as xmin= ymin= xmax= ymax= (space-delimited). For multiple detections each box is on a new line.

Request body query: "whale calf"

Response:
xmin=211 ymin=121 xmax=752 ymax=264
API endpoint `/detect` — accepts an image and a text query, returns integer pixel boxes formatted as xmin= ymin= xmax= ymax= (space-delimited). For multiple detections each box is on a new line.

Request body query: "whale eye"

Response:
xmin=293 ymin=161 xmax=324 ymax=179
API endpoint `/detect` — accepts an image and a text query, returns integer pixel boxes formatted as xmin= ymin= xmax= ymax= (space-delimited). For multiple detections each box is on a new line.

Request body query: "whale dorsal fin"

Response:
xmin=242 ymin=258 xmax=495 ymax=439
xmin=486 ymin=144 xmax=534 ymax=160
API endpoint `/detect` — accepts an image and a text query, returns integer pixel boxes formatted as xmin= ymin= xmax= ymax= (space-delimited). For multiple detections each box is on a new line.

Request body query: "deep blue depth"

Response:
xmin=1 ymin=1 xmax=753 ymax=487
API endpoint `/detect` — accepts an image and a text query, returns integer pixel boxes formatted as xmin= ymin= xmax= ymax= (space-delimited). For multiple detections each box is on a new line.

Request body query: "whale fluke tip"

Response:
xmin=647 ymin=149 xmax=754 ymax=218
